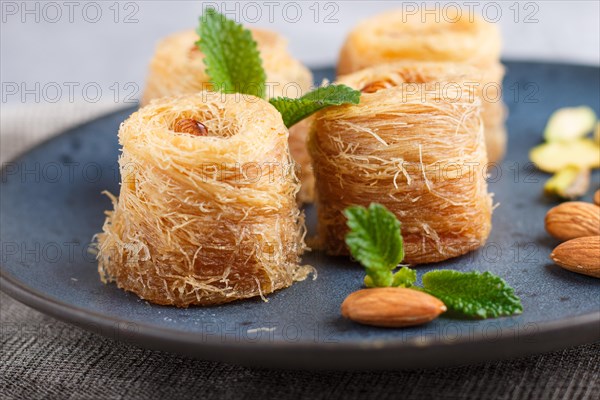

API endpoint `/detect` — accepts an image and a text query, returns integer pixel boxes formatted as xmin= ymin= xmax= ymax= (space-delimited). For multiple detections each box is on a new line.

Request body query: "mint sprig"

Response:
xmin=392 ymin=266 xmax=417 ymax=288
xmin=344 ymin=204 xmax=408 ymax=287
xmin=421 ymin=270 xmax=523 ymax=319
xmin=197 ymin=8 xmax=266 ymax=98
xmin=197 ymin=8 xmax=361 ymax=127
xmin=344 ymin=203 xmax=523 ymax=319
xmin=269 ymin=85 xmax=361 ymax=128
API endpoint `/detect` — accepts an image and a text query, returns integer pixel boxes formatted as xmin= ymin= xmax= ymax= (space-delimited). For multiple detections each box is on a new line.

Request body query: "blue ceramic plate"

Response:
xmin=1 ymin=62 xmax=599 ymax=370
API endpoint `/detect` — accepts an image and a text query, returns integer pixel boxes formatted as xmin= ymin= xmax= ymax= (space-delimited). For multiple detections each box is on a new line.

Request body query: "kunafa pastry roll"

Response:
xmin=337 ymin=8 xmax=507 ymax=162
xmin=142 ymin=29 xmax=316 ymax=202
xmin=479 ymin=63 xmax=507 ymax=162
xmin=97 ymin=92 xmax=307 ymax=307
xmin=309 ymin=62 xmax=492 ymax=264
xmin=337 ymin=10 xmax=501 ymax=74
xmin=484 ymin=120 xmax=507 ymax=163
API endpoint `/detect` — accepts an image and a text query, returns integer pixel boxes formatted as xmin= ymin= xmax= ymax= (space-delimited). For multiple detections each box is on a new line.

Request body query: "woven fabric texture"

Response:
xmin=1 ymin=293 xmax=599 ymax=400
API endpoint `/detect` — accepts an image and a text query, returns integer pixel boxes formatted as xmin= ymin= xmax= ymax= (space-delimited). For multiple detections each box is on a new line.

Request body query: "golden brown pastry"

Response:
xmin=309 ymin=62 xmax=492 ymax=264
xmin=142 ymin=28 xmax=316 ymax=201
xmin=337 ymin=9 xmax=506 ymax=162
xmin=97 ymin=92 xmax=307 ymax=307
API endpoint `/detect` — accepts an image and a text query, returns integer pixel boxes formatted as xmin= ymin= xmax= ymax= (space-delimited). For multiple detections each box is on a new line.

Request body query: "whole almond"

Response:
xmin=360 ymin=80 xmax=394 ymax=93
xmin=173 ymin=118 xmax=208 ymax=136
xmin=341 ymin=287 xmax=446 ymax=328
xmin=545 ymin=201 xmax=600 ymax=241
xmin=594 ymin=190 xmax=600 ymax=206
xmin=550 ymin=236 xmax=600 ymax=278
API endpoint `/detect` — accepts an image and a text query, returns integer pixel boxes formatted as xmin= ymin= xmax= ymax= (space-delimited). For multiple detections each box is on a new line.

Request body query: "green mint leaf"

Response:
xmin=344 ymin=203 xmax=404 ymax=287
xmin=197 ymin=8 xmax=266 ymax=98
xmin=392 ymin=266 xmax=417 ymax=288
xmin=421 ymin=270 xmax=523 ymax=319
xmin=269 ymin=84 xmax=361 ymax=128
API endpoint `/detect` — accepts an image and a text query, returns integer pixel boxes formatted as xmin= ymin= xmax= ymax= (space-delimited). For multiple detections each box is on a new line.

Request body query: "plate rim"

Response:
xmin=2 ymin=268 xmax=599 ymax=370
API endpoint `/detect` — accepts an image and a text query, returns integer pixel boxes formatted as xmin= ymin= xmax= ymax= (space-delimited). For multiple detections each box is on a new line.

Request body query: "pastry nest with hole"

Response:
xmin=142 ymin=28 xmax=315 ymax=202
xmin=96 ymin=92 xmax=308 ymax=307
xmin=337 ymin=8 xmax=506 ymax=162
xmin=309 ymin=61 xmax=493 ymax=264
